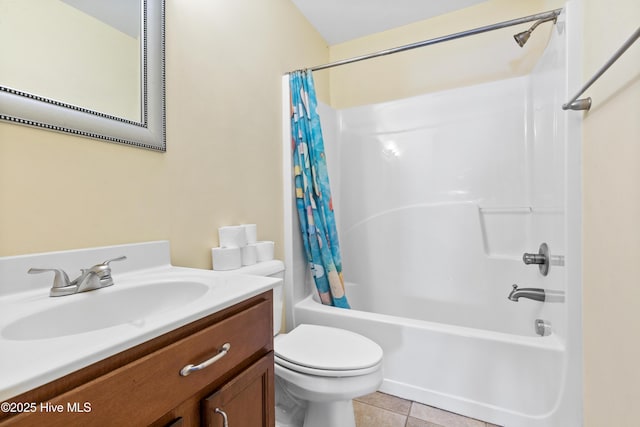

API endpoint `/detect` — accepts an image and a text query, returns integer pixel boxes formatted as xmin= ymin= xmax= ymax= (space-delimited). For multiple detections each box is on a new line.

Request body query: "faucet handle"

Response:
xmin=104 ymin=256 xmax=127 ymax=264
xmin=28 ymin=268 xmax=71 ymax=288
xmin=522 ymin=243 xmax=550 ymax=276
xmin=89 ymin=256 xmax=127 ymax=275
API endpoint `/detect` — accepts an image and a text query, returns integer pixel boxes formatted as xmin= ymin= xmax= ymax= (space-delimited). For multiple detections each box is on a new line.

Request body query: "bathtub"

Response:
xmin=293 ymin=284 xmax=566 ymax=426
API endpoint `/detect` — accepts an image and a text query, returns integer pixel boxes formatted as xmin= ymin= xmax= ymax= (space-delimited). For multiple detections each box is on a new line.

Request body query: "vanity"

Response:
xmin=0 ymin=242 xmax=277 ymax=426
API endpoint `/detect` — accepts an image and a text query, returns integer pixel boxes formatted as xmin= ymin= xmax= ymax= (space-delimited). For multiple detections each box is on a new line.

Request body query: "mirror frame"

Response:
xmin=0 ymin=0 xmax=166 ymax=152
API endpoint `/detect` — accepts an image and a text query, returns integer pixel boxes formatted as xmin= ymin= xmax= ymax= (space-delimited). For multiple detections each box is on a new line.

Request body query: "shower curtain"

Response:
xmin=289 ymin=70 xmax=350 ymax=309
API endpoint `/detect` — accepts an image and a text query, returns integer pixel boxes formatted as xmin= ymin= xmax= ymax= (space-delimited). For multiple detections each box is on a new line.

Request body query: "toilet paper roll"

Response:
xmin=255 ymin=241 xmax=275 ymax=262
xmin=218 ymin=225 xmax=247 ymax=248
xmin=241 ymin=224 xmax=257 ymax=244
xmin=211 ymin=247 xmax=242 ymax=271
xmin=241 ymin=244 xmax=258 ymax=266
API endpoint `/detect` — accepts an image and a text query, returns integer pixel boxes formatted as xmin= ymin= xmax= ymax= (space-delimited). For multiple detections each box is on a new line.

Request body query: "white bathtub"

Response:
xmin=294 ymin=285 xmax=566 ymax=426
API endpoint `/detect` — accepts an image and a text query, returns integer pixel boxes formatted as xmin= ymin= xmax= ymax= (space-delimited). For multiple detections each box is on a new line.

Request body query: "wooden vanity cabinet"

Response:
xmin=201 ymin=353 xmax=274 ymax=427
xmin=0 ymin=291 xmax=275 ymax=427
xmin=151 ymin=353 xmax=274 ymax=427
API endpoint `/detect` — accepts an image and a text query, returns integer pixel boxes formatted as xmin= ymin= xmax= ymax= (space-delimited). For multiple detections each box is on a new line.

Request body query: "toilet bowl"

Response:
xmin=274 ymin=323 xmax=383 ymax=427
xmin=222 ymin=260 xmax=384 ymax=427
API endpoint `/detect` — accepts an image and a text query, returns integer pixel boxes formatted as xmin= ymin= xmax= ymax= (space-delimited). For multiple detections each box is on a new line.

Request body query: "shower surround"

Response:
xmin=283 ymin=7 xmax=582 ymax=427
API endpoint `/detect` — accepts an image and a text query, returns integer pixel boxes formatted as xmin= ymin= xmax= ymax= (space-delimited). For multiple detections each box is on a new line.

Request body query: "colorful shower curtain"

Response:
xmin=289 ymin=70 xmax=350 ymax=309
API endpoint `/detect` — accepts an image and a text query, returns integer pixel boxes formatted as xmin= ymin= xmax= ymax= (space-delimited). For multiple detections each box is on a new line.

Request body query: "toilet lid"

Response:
xmin=274 ymin=324 xmax=383 ymax=376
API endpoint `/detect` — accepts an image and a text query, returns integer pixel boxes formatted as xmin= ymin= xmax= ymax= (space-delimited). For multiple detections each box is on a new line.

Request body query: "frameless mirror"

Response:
xmin=0 ymin=0 xmax=165 ymax=151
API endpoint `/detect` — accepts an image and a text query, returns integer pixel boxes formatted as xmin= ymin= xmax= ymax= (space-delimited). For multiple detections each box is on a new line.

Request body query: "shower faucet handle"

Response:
xmin=522 ymin=243 xmax=550 ymax=276
xmin=523 ymin=253 xmax=546 ymax=265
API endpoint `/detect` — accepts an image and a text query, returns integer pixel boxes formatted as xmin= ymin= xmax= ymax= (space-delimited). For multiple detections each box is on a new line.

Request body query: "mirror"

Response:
xmin=0 ymin=0 xmax=165 ymax=151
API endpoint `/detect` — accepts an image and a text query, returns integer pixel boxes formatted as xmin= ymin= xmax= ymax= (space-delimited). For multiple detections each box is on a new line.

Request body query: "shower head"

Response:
xmin=513 ymin=30 xmax=532 ymax=47
xmin=513 ymin=15 xmax=558 ymax=47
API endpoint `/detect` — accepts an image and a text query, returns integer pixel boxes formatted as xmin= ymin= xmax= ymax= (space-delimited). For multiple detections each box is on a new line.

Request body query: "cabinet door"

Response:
xmin=164 ymin=418 xmax=183 ymax=427
xmin=203 ymin=353 xmax=274 ymax=427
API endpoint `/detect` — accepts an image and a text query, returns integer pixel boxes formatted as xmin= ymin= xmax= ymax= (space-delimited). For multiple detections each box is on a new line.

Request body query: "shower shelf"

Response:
xmin=479 ymin=206 xmax=564 ymax=214
xmin=479 ymin=206 xmax=532 ymax=213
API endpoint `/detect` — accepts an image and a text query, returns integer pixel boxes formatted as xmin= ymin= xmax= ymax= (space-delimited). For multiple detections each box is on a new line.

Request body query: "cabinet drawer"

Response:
xmin=2 ymin=297 xmax=273 ymax=427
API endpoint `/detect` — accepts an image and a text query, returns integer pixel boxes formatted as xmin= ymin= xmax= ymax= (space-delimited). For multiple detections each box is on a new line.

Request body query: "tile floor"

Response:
xmin=354 ymin=392 xmax=501 ymax=427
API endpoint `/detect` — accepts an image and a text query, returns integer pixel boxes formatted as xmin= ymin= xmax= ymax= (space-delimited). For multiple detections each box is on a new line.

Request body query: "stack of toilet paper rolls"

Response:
xmin=212 ymin=224 xmax=275 ymax=271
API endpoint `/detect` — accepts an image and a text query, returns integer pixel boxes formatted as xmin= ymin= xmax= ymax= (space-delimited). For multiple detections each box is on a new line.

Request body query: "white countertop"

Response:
xmin=0 ymin=241 xmax=278 ymax=401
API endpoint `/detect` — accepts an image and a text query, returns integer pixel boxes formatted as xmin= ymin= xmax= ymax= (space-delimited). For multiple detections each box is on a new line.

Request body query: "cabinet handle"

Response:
xmin=179 ymin=343 xmax=231 ymax=377
xmin=214 ymin=408 xmax=229 ymax=427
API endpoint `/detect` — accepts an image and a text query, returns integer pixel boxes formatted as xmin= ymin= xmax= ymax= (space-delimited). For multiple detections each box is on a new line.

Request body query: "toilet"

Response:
xmin=225 ymin=260 xmax=383 ymax=427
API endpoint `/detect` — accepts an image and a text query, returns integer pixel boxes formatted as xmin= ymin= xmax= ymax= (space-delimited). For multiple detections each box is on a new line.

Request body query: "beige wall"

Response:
xmin=325 ymin=0 xmax=564 ymax=108
xmin=0 ymin=0 xmax=329 ymax=269
xmin=582 ymin=0 xmax=640 ymax=425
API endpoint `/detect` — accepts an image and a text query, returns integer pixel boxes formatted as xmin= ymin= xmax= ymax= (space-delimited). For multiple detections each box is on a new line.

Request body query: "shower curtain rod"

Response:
xmin=298 ymin=8 xmax=562 ymax=73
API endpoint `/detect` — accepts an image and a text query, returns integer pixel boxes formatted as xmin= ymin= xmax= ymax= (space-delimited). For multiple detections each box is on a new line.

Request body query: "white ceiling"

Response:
xmin=291 ymin=0 xmax=489 ymax=45
xmin=61 ymin=0 xmax=140 ymax=38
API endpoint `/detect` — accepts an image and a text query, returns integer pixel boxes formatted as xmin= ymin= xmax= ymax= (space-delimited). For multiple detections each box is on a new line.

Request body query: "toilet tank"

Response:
xmin=219 ymin=260 xmax=285 ymax=335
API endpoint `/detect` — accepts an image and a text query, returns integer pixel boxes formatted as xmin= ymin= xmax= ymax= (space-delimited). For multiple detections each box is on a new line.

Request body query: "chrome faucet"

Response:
xmin=508 ymin=284 xmax=565 ymax=303
xmin=29 ymin=256 xmax=126 ymax=297
xmin=508 ymin=284 xmax=546 ymax=302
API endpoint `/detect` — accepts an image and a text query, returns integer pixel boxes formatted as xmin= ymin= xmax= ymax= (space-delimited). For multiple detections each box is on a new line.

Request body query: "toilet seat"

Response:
xmin=274 ymin=324 xmax=383 ymax=377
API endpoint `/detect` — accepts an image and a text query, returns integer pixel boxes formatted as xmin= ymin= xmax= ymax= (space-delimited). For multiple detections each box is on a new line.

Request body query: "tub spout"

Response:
xmin=508 ymin=284 xmax=545 ymax=302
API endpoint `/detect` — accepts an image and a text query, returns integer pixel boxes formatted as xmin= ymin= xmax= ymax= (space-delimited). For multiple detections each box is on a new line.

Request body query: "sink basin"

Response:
xmin=2 ymin=281 xmax=209 ymax=340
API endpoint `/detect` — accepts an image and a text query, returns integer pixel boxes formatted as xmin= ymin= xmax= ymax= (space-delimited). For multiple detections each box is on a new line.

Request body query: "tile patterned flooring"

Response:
xmin=354 ymin=392 xmax=501 ymax=427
